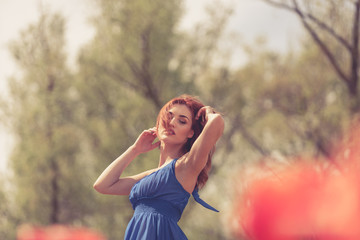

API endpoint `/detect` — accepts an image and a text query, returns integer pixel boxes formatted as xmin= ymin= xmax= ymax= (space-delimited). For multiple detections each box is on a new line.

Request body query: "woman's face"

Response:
xmin=158 ymin=104 xmax=194 ymax=146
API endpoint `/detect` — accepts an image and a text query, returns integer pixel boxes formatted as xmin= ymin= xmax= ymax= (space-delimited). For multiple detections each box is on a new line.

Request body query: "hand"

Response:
xmin=195 ymin=106 xmax=216 ymax=126
xmin=132 ymin=127 xmax=160 ymax=154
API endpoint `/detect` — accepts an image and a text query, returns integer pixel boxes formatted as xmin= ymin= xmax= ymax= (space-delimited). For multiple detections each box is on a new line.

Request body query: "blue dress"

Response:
xmin=124 ymin=158 xmax=218 ymax=240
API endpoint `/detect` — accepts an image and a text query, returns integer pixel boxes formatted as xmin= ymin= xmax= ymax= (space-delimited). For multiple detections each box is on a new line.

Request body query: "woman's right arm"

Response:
xmin=93 ymin=128 xmax=160 ymax=195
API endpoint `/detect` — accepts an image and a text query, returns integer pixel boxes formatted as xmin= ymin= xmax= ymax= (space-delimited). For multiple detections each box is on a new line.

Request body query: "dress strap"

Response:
xmin=192 ymin=189 xmax=219 ymax=212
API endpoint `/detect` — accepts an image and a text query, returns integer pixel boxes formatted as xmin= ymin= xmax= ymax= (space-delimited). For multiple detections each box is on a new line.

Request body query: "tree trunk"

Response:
xmin=50 ymin=159 xmax=59 ymax=224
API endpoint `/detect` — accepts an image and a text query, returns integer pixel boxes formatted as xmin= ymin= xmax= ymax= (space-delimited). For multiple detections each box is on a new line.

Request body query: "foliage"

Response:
xmin=4 ymin=9 xmax=93 ymax=236
xmin=1 ymin=0 xmax=359 ymax=239
xmin=262 ymin=0 xmax=360 ymax=111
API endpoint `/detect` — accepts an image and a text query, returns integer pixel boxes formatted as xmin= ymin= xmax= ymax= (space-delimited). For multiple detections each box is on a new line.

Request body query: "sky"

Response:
xmin=0 ymin=0 xmax=302 ymax=172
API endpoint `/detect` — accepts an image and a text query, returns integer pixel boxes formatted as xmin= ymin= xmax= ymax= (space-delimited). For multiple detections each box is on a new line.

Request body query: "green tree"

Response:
xmin=260 ymin=41 xmax=351 ymax=158
xmin=261 ymin=0 xmax=360 ymax=112
xmin=216 ymin=36 xmax=350 ymax=162
xmin=0 ymin=177 xmax=16 ymax=239
xmin=5 ymin=10 xmax=92 ymax=229
xmin=78 ymin=0 xmax=190 ymax=109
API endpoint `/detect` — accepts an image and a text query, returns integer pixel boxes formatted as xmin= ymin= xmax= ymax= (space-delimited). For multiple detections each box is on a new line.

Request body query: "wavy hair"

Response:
xmin=156 ymin=95 xmax=214 ymax=189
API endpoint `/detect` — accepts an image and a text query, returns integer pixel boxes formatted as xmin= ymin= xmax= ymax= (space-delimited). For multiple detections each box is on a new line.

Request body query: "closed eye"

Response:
xmin=179 ymin=119 xmax=187 ymax=124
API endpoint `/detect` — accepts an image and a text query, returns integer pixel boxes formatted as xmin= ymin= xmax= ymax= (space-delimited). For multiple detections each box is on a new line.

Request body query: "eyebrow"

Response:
xmin=168 ymin=111 xmax=190 ymax=120
xmin=179 ymin=114 xmax=190 ymax=120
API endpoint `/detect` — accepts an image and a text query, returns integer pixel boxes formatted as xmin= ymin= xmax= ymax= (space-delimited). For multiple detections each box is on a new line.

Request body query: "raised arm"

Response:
xmin=93 ymin=128 xmax=160 ymax=195
xmin=185 ymin=107 xmax=224 ymax=174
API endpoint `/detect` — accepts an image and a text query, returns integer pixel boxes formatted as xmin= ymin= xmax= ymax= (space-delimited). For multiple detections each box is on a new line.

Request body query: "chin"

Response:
xmin=161 ymin=136 xmax=186 ymax=146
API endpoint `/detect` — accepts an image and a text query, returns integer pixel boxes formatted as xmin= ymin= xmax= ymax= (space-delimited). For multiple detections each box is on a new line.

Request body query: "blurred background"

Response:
xmin=1 ymin=0 xmax=359 ymax=239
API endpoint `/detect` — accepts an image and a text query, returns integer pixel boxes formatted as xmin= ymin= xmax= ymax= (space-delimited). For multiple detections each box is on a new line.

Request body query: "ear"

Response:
xmin=188 ymin=129 xmax=194 ymax=139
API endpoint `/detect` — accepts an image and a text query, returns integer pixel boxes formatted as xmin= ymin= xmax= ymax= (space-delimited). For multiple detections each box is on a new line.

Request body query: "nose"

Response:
xmin=169 ymin=117 xmax=176 ymax=127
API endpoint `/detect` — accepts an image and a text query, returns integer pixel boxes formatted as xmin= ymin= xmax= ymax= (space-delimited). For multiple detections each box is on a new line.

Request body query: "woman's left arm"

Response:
xmin=185 ymin=106 xmax=224 ymax=174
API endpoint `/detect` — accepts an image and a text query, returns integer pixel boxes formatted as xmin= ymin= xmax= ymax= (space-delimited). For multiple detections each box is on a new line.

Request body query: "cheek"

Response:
xmin=179 ymin=125 xmax=193 ymax=136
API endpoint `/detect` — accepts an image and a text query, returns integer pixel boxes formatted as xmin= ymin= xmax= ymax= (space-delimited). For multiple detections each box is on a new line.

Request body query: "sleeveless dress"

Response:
xmin=124 ymin=158 xmax=218 ymax=240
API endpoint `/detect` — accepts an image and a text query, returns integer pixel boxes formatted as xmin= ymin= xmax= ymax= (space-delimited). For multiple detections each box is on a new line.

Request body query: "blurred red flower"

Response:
xmin=17 ymin=225 xmax=106 ymax=240
xmin=232 ymin=122 xmax=360 ymax=240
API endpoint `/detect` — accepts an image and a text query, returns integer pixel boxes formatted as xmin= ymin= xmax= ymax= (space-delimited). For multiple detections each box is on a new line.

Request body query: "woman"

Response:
xmin=93 ymin=95 xmax=224 ymax=239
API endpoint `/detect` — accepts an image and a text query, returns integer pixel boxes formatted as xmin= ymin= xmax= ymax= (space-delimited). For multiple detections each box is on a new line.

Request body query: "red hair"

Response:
xmin=156 ymin=95 xmax=214 ymax=189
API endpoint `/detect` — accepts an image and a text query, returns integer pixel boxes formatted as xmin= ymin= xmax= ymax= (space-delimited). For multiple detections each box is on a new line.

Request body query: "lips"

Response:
xmin=165 ymin=129 xmax=175 ymax=135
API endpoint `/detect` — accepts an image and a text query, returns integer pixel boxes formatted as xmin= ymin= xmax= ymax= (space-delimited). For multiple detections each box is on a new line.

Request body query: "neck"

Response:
xmin=158 ymin=142 xmax=185 ymax=167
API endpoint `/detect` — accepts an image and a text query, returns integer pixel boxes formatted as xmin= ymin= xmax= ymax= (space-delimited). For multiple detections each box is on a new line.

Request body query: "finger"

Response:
xmin=196 ymin=108 xmax=205 ymax=120
xmin=144 ymin=127 xmax=155 ymax=134
xmin=150 ymin=129 xmax=157 ymax=137
xmin=141 ymin=130 xmax=150 ymax=137
xmin=143 ymin=130 xmax=152 ymax=136
xmin=148 ymin=127 xmax=157 ymax=133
